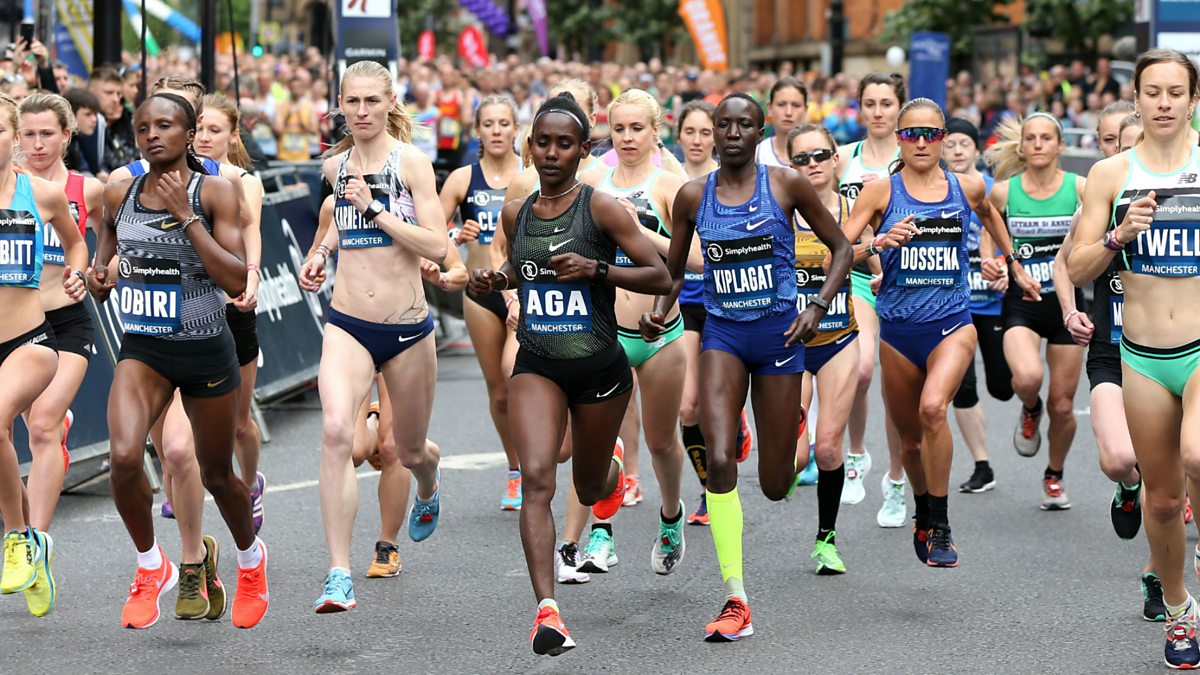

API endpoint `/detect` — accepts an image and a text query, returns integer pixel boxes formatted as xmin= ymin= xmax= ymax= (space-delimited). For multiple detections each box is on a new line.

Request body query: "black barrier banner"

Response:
xmin=254 ymin=186 xmax=328 ymax=401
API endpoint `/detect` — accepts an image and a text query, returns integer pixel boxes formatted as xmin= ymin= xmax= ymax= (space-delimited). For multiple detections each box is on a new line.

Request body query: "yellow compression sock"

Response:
xmin=706 ymin=488 xmax=746 ymax=600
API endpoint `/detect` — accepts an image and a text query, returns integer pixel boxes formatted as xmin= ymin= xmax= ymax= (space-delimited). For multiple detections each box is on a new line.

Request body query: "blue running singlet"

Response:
xmin=459 ymin=162 xmax=506 ymax=245
xmin=0 ymin=172 xmax=44 ymax=289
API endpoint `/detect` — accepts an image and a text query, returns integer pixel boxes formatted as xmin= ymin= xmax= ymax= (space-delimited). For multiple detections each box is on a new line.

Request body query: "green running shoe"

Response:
xmin=202 ymin=535 xmax=226 ymax=621
xmin=174 ymin=561 xmax=210 ymax=620
xmin=811 ymin=531 xmax=846 ymax=575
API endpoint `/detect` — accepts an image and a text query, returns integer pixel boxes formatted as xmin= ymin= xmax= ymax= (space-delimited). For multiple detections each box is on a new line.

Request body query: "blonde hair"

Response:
xmin=475 ymin=94 xmax=518 ymax=159
xmin=607 ymin=88 xmax=663 ymax=130
xmin=198 ymin=93 xmax=253 ymax=170
xmin=19 ymin=92 xmax=77 ymax=137
xmin=326 ymin=61 xmax=413 ymax=158
xmin=0 ymin=92 xmax=18 ymax=134
xmin=984 ymin=113 xmax=1063 ymax=181
xmin=152 ymin=76 xmax=206 ymax=105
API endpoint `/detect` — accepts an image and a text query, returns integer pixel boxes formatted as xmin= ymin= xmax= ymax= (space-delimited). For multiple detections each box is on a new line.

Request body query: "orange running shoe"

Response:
xmin=61 ymin=410 xmax=73 ymax=472
xmin=704 ymin=597 xmax=754 ymax=642
xmin=1187 ymin=497 xmax=1194 ymax=525
xmin=120 ymin=549 xmax=178 ymax=629
xmin=591 ymin=439 xmax=626 ymax=520
xmin=735 ymin=410 xmax=752 ymax=463
xmin=530 ymin=605 xmax=576 ymax=656
xmin=622 ymin=475 xmax=643 ymax=507
xmin=501 ymin=470 xmax=522 ymax=511
xmin=231 ymin=539 xmax=269 ymax=629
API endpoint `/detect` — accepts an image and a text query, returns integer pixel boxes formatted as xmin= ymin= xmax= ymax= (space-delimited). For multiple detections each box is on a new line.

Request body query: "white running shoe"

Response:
xmin=841 ymin=451 xmax=872 ymax=505
xmin=555 ymin=542 xmax=590 ymax=584
xmin=577 ymin=529 xmax=618 ymax=574
xmin=877 ymin=474 xmax=907 ymax=528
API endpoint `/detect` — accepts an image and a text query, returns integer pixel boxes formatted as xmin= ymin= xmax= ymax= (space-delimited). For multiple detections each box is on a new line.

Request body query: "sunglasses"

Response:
xmin=897 ymin=127 xmax=948 ymax=143
xmin=790 ymin=148 xmax=834 ymax=166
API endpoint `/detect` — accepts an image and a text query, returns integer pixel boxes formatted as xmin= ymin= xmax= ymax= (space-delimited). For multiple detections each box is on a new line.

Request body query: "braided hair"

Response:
xmin=142 ymin=92 xmax=206 ymax=174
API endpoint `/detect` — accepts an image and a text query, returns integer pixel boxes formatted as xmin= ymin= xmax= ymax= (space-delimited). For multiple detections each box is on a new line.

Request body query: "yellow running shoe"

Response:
xmin=365 ymin=540 xmax=402 ymax=578
xmin=1 ymin=530 xmax=38 ymax=594
xmin=203 ymin=535 xmax=227 ymax=621
xmin=23 ymin=531 xmax=55 ymax=616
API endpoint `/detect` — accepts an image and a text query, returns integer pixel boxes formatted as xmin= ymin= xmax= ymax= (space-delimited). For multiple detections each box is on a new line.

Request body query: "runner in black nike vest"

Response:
xmin=1066 ymin=49 xmax=1200 ymax=670
xmin=985 ymin=112 xmax=1086 ymax=511
xmin=89 ymin=93 xmax=268 ymax=630
xmin=438 ymin=94 xmax=524 ymax=511
xmin=644 ymin=92 xmax=852 ymax=643
xmin=843 ymin=98 xmax=1039 ymax=569
xmin=0 ymin=91 xmax=87 ymax=618
xmin=299 ymin=60 xmax=447 ymax=614
xmin=467 ymin=91 xmax=670 ymax=656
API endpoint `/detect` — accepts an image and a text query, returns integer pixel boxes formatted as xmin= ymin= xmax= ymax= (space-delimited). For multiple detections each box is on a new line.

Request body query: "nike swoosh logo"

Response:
xmin=940 ymin=210 xmax=962 ymax=219
xmin=745 ymin=218 xmax=770 ymax=231
xmin=941 ymin=322 xmax=964 ymax=336
xmin=206 ymin=377 xmax=229 ymax=389
xmin=160 ymin=220 xmax=178 ymax=230
xmin=775 ymin=355 xmax=797 ymax=367
xmin=835 ymin=333 xmax=853 ymax=345
xmin=993 ymin=324 xmax=1003 ymax=332
xmin=596 ymin=381 xmax=622 ymax=398
xmin=398 ymin=333 xmax=423 ymax=343
xmin=552 ymin=226 xmax=568 ymax=234
xmin=548 ymin=238 xmax=574 ymax=252
xmin=748 ymin=204 xmax=758 ymax=212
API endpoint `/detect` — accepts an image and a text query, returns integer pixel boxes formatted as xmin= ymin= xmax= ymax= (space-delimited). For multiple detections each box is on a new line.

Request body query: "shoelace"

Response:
xmin=177 ymin=567 xmax=202 ymax=599
xmin=584 ymin=533 xmax=610 ymax=558
xmin=1022 ymin=409 xmax=1038 ymax=438
xmin=128 ymin=572 xmax=158 ymax=598
xmin=375 ymin=545 xmax=396 ymax=564
xmin=716 ymin=599 xmax=746 ymax=623
xmin=560 ymin=544 xmax=578 ymax=567
xmin=660 ymin=523 xmax=681 ymax=548
xmin=1169 ymin=615 xmax=1198 ymax=650
xmin=3 ymin=535 xmax=21 ymax=569
xmin=413 ymin=502 xmax=436 ymax=522
xmin=323 ymin=574 xmax=345 ymax=597
xmin=929 ymin=527 xmax=952 ymax=551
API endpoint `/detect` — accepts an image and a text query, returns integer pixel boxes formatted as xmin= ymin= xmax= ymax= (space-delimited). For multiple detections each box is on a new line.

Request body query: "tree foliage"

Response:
xmin=1026 ymin=0 xmax=1134 ymax=60
xmin=545 ymin=0 xmax=616 ymax=60
xmin=881 ymin=0 xmax=1013 ymax=66
xmin=613 ymin=0 xmax=689 ymax=61
xmin=397 ymin=0 xmax=461 ymax=60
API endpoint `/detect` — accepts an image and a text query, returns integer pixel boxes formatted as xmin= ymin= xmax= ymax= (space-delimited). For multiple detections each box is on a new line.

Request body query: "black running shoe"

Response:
xmin=959 ymin=466 xmax=996 ymax=494
xmin=912 ymin=515 xmax=928 ymax=565
xmin=1111 ymin=482 xmax=1142 ymax=540
xmin=1144 ymin=573 xmax=1167 ymax=622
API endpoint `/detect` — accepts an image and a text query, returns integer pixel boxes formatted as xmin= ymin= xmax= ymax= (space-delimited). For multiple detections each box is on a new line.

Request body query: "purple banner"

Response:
xmin=527 ymin=0 xmax=548 ymax=56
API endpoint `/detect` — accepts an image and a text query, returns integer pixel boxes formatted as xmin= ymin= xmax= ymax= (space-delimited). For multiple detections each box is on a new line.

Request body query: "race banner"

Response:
xmin=909 ymin=32 xmax=951 ymax=111
xmin=54 ymin=0 xmax=93 ymax=76
xmin=678 ymin=0 xmax=728 ymax=72
xmin=458 ymin=25 xmax=488 ymax=68
xmin=418 ymin=29 xmax=436 ymax=62
xmin=527 ymin=0 xmax=549 ymax=57
xmin=334 ymin=0 xmax=401 ymax=77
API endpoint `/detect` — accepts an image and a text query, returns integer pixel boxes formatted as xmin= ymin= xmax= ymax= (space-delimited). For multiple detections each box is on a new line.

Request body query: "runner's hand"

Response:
xmin=1064 ymin=311 xmax=1094 ymax=347
xmin=505 ymin=295 xmax=520 ymax=330
xmin=550 ymin=253 xmax=596 ymax=283
xmin=235 ymin=272 xmax=260 ymax=310
xmin=1012 ymin=262 xmax=1042 ymax=301
xmin=788 ymin=305 xmax=822 ymax=346
xmin=155 ymin=171 xmax=196 ymax=224
xmin=343 ymin=174 xmax=373 ymax=212
xmin=1114 ymin=191 xmax=1156 ymax=245
xmin=86 ymin=261 xmax=115 ymax=302
xmin=469 ymin=268 xmax=498 ymax=297
xmin=639 ymin=311 xmax=667 ymax=342
xmin=299 ymin=254 xmax=326 ymax=292
xmin=456 ymin=219 xmax=480 ymax=244
xmin=62 ymin=266 xmax=86 ymax=302
xmin=878 ymin=215 xmax=921 ymax=250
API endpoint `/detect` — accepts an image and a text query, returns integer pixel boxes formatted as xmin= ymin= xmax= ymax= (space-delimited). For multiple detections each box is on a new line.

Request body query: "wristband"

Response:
xmin=1005 ymin=252 xmax=1018 ymax=265
xmin=246 ymin=263 xmax=260 ymax=275
xmin=494 ymin=270 xmax=510 ymax=290
xmin=73 ymin=270 xmax=85 ymax=284
xmin=1062 ymin=310 xmax=1079 ymax=327
xmin=1103 ymin=229 xmax=1125 ymax=252
xmin=315 ymin=245 xmax=332 ymax=260
xmin=809 ymin=294 xmax=831 ymax=311
xmin=504 ymin=294 xmax=518 ymax=308
xmin=180 ymin=214 xmax=201 ymax=230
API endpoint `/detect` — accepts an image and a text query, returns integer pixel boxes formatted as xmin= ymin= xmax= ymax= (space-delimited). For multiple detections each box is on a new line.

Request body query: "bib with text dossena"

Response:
xmin=1127 ymin=194 xmax=1200 ymax=277
xmin=796 ymin=267 xmax=850 ymax=332
xmin=468 ymin=188 xmax=505 ymax=245
xmin=707 ymin=235 xmax=776 ymax=311
xmin=117 ymin=255 xmax=182 ymax=335
xmin=1108 ymin=274 xmax=1124 ymax=345
xmin=0 ymin=208 xmax=38 ymax=285
xmin=335 ymin=174 xmax=394 ymax=249
xmin=521 ymin=261 xmax=594 ymax=334
xmin=896 ymin=214 xmax=963 ymax=288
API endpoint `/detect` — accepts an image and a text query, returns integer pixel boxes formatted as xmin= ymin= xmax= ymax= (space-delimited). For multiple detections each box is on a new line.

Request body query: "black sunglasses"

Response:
xmin=790 ymin=148 xmax=834 ymax=166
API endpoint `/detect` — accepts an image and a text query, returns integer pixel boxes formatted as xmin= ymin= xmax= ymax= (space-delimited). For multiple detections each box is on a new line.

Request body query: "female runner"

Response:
xmin=756 ymin=78 xmax=808 ymax=168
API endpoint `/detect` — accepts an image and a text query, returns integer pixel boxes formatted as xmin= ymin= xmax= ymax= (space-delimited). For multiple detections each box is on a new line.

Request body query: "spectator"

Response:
xmin=88 ymin=65 xmax=137 ymax=176
xmin=273 ymin=69 xmax=318 ymax=161
xmin=63 ymin=87 xmax=103 ymax=176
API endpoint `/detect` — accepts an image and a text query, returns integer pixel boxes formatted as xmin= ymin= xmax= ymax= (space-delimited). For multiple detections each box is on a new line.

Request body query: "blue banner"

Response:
xmin=1153 ymin=0 xmax=1200 ymax=63
xmin=909 ymin=32 xmax=951 ymax=112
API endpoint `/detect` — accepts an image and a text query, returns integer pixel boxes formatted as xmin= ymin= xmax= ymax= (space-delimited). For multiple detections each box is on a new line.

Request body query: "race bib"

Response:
xmin=796 ymin=267 xmax=850 ymax=332
xmin=43 ymin=203 xmax=76 ymax=266
xmin=614 ymin=247 xmax=633 ymax=267
xmin=684 ymin=270 xmax=703 ymax=283
xmin=707 ymin=235 xmax=776 ymax=311
xmin=1108 ymin=274 xmax=1124 ymax=345
xmin=467 ymin=188 xmax=505 ymax=245
xmin=523 ymin=282 xmax=593 ymax=334
xmin=335 ymin=174 xmax=394 ymax=249
xmin=1127 ymin=195 xmax=1200 ymax=277
xmin=1014 ymin=240 xmax=1060 ymax=295
xmin=117 ymin=256 xmax=182 ymax=335
xmin=0 ymin=208 xmax=39 ymax=285
xmin=896 ymin=215 xmax=963 ymax=287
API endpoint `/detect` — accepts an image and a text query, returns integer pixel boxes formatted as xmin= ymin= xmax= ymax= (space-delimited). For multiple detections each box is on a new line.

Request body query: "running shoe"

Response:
xmin=250 ymin=472 xmax=266 ymax=534
xmin=174 ymin=560 xmax=209 ymax=620
xmin=1111 ymin=481 xmax=1142 ymax=539
xmin=591 ymin=439 xmax=626 ymax=520
xmin=926 ymin=524 xmax=959 ymax=568
xmin=530 ymin=605 xmax=576 ymax=656
xmin=555 ymin=542 xmax=590 ymax=584
xmin=365 ymin=540 xmax=402 ymax=578
xmin=1013 ymin=400 xmax=1043 ymax=457
xmin=688 ymin=492 xmax=710 ymax=526
xmin=314 ymin=568 xmax=356 ymax=613
xmin=161 ymin=499 xmax=175 ymax=520
xmin=578 ymin=529 xmax=618 ymax=574
xmin=795 ymin=446 xmax=818 ymax=486
xmin=1144 ymin=573 xmax=1167 ymax=622
xmin=501 ymin=470 xmax=522 ymax=511
xmin=912 ymin=516 xmax=929 ymax=565
xmin=842 ymin=451 xmax=872 ymax=504
xmin=202 ymin=534 xmax=226 ymax=621
xmin=231 ymin=539 xmax=269 ymax=629
xmin=23 ymin=530 xmax=55 ymax=617
xmin=1194 ymin=546 xmax=1200 ymax=582
xmin=121 ymin=549 xmax=178 ymax=629
xmin=651 ymin=502 xmax=686 ymax=575
xmin=1041 ymin=476 xmax=1071 ymax=511
xmin=1188 ymin=497 xmax=1194 ymax=525
xmin=959 ymin=465 xmax=996 ymax=494
xmin=735 ymin=409 xmax=753 ymax=463
xmin=1165 ymin=602 xmax=1200 ymax=670
xmin=811 ymin=531 xmax=846 ymax=575
xmin=1 ymin=529 xmax=39 ymax=594
xmin=877 ymin=475 xmax=907 ymax=528
xmin=704 ymin=597 xmax=754 ymax=642
xmin=622 ymin=475 xmax=643 ymax=507
xmin=408 ymin=468 xmax=441 ymax=542
xmin=61 ymin=410 xmax=73 ymax=472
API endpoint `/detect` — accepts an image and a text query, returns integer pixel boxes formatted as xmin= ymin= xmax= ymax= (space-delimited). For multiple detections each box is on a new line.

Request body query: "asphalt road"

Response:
xmin=0 ymin=344 xmax=1176 ymax=673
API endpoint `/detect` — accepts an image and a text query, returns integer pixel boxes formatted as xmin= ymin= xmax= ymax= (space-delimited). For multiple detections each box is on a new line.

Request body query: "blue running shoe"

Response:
xmin=912 ymin=516 xmax=928 ymax=565
xmin=795 ymin=446 xmax=818 ymax=486
xmin=926 ymin=523 xmax=959 ymax=568
xmin=501 ymin=470 xmax=522 ymax=511
xmin=409 ymin=469 xmax=441 ymax=542
xmin=314 ymin=569 xmax=356 ymax=614
xmin=1166 ymin=603 xmax=1200 ymax=670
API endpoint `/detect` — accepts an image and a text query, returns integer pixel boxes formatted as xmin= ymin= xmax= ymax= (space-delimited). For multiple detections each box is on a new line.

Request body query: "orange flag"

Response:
xmin=677 ymin=0 xmax=728 ymax=72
